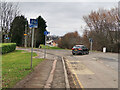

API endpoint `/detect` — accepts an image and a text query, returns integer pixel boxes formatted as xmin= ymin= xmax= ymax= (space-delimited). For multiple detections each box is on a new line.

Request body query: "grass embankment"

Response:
xmin=40 ymin=44 xmax=63 ymax=49
xmin=2 ymin=50 xmax=44 ymax=88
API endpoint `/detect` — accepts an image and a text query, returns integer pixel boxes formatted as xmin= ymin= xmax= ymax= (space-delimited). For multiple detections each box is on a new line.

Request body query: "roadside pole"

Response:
xmin=90 ymin=41 xmax=92 ymax=51
xmin=89 ymin=38 xmax=93 ymax=51
xmin=44 ymin=31 xmax=50 ymax=59
xmin=30 ymin=19 xmax=38 ymax=70
xmin=31 ymin=28 xmax=34 ymax=70
xmin=44 ymin=35 xmax=46 ymax=59
xmin=25 ymin=24 xmax=27 ymax=48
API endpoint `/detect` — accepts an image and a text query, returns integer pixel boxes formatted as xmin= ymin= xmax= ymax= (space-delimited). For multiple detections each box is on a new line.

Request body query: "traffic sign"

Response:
xmin=44 ymin=31 xmax=50 ymax=36
xmin=89 ymin=38 xmax=93 ymax=51
xmin=5 ymin=37 xmax=9 ymax=39
xmin=44 ymin=31 xmax=50 ymax=59
xmin=29 ymin=18 xmax=38 ymax=70
xmin=30 ymin=19 xmax=38 ymax=28
xmin=30 ymin=19 xmax=38 ymax=25
xmin=89 ymin=38 xmax=93 ymax=42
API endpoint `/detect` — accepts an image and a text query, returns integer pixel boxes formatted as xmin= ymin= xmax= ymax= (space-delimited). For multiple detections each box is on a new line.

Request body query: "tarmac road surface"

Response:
xmin=40 ymin=49 xmax=118 ymax=88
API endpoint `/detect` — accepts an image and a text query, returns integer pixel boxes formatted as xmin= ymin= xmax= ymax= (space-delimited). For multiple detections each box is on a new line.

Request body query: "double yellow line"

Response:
xmin=66 ymin=60 xmax=84 ymax=90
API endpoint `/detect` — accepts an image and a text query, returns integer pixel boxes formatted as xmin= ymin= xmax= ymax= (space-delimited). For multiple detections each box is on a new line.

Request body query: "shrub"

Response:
xmin=0 ymin=43 xmax=16 ymax=54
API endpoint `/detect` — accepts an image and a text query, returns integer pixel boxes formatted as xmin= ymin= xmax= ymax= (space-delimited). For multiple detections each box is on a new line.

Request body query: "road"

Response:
xmin=17 ymin=48 xmax=119 ymax=88
xmin=39 ymin=49 xmax=118 ymax=88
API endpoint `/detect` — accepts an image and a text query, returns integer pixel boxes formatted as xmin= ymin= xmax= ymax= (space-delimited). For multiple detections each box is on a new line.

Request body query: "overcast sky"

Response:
xmin=9 ymin=1 xmax=118 ymax=36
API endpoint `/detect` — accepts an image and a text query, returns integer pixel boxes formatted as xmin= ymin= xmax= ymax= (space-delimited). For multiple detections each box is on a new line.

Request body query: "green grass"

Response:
xmin=2 ymin=50 xmax=44 ymax=88
xmin=40 ymin=44 xmax=63 ymax=49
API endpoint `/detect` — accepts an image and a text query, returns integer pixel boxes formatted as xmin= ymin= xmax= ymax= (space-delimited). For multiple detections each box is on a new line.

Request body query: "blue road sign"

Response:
xmin=30 ymin=19 xmax=38 ymax=28
xmin=5 ymin=37 xmax=9 ymax=40
xmin=29 ymin=24 xmax=37 ymax=28
xmin=30 ymin=19 xmax=38 ymax=25
xmin=89 ymin=38 xmax=93 ymax=42
xmin=44 ymin=31 xmax=50 ymax=36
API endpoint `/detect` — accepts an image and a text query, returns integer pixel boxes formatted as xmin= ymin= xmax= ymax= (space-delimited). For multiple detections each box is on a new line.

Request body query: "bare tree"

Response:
xmin=83 ymin=8 xmax=119 ymax=52
xmin=0 ymin=1 xmax=20 ymax=42
xmin=58 ymin=31 xmax=82 ymax=49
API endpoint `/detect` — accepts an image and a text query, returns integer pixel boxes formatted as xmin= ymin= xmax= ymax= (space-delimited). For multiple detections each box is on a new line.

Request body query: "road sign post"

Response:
xmin=31 ymin=28 xmax=34 ymax=70
xmin=89 ymin=38 xmax=93 ymax=51
xmin=44 ymin=31 xmax=50 ymax=59
xmin=44 ymin=35 xmax=46 ymax=59
xmin=30 ymin=19 xmax=38 ymax=70
xmin=90 ymin=41 xmax=92 ymax=51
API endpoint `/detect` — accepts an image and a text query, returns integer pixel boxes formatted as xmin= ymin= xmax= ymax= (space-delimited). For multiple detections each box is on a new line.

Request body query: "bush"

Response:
xmin=0 ymin=43 xmax=16 ymax=54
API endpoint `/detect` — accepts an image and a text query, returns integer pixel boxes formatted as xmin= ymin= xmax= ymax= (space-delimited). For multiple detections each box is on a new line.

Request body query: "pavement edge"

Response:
xmin=62 ymin=57 xmax=70 ymax=89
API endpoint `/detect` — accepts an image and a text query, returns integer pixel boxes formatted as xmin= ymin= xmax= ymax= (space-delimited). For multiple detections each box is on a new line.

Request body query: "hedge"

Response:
xmin=0 ymin=43 xmax=16 ymax=54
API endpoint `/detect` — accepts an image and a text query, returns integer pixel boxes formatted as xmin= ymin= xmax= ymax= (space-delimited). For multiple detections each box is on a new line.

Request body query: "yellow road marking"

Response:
xmin=66 ymin=61 xmax=78 ymax=88
xmin=71 ymin=73 xmax=77 ymax=87
xmin=74 ymin=72 xmax=84 ymax=89
xmin=66 ymin=60 xmax=84 ymax=90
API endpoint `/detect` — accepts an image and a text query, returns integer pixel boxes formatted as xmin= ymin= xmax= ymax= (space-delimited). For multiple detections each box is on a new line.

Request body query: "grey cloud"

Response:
xmin=19 ymin=2 xmax=117 ymax=36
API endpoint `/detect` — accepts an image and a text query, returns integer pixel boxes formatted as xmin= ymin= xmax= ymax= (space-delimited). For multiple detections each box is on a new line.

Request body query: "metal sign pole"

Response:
xmin=43 ymin=31 xmax=50 ymax=59
xmin=89 ymin=38 xmax=93 ymax=51
xmin=90 ymin=41 xmax=92 ymax=51
xmin=30 ymin=19 xmax=38 ymax=70
xmin=31 ymin=28 xmax=34 ymax=70
xmin=44 ymin=35 xmax=46 ymax=59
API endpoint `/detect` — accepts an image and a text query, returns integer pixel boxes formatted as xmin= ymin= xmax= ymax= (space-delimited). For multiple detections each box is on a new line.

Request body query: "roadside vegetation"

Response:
xmin=0 ymin=43 xmax=16 ymax=54
xmin=58 ymin=31 xmax=81 ymax=49
xmin=2 ymin=50 xmax=44 ymax=88
xmin=1 ymin=2 xmax=47 ymax=48
xmin=40 ymin=44 xmax=62 ymax=49
xmin=58 ymin=8 xmax=119 ymax=53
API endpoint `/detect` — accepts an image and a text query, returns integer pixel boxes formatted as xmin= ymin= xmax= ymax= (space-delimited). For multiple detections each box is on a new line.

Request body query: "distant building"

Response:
xmin=46 ymin=39 xmax=58 ymax=47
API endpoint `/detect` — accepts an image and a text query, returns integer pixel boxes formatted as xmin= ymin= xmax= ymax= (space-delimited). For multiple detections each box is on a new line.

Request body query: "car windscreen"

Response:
xmin=73 ymin=46 xmax=82 ymax=48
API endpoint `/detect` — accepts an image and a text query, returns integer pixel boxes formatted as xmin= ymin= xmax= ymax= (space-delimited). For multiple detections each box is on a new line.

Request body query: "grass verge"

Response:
xmin=40 ymin=44 xmax=63 ymax=49
xmin=2 ymin=50 xmax=44 ymax=88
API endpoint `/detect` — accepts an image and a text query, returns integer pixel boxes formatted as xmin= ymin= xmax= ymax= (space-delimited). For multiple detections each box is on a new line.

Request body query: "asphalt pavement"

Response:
xmin=40 ymin=49 xmax=118 ymax=88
